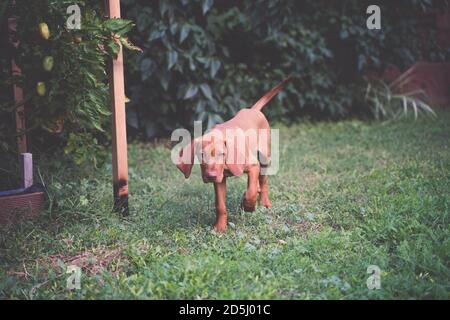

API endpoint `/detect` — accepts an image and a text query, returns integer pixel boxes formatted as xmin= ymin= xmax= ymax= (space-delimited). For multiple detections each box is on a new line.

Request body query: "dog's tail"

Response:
xmin=250 ymin=75 xmax=292 ymax=112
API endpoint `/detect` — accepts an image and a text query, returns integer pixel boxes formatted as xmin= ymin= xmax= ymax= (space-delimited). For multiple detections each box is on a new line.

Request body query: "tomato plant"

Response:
xmin=0 ymin=0 xmax=139 ymax=165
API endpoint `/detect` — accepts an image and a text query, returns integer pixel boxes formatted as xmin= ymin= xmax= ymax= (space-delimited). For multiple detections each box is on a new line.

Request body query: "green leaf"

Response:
xmin=170 ymin=23 xmax=179 ymax=35
xmin=159 ymin=0 xmax=171 ymax=17
xmin=210 ymin=60 xmax=221 ymax=77
xmin=167 ymin=51 xmax=178 ymax=70
xmin=195 ymin=100 xmax=206 ymax=113
xmin=85 ymin=72 xmax=98 ymax=87
xmin=148 ymin=29 xmax=165 ymax=41
xmin=106 ymin=41 xmax=121 ymax=59
xmin=207 ymin=113 xmax=222 ymax=129
xmin=202 ymin=0 xmax=214 ymax=15
xmin=179 ymin=25 xmax=190 ymax=44
xmin=104 ymin=18 xmax=134 ymax=36
xmin=200 ymin=83 xmax=213 ymax=100
xmin=184 ymin=84 xmax=198 ymax=99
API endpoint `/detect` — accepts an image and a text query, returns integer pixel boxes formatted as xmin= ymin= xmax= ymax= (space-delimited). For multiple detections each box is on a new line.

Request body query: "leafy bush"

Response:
xmin=0 ymin=0 xmax=138 ymax=163
xmin=122 ymin=0 xmax=448 ymax=138
xmin=1 ymin=0 xmax=448 ymax=163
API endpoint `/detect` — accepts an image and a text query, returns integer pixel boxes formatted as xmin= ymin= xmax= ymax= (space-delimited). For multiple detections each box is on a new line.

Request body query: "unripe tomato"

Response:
xmin=36 ymin=82 xmax=46 ymax=96
xmin=38 ymin=23 xmax=50 ymax=40
xmin=43 ymin=56 xmax=54 ymax=72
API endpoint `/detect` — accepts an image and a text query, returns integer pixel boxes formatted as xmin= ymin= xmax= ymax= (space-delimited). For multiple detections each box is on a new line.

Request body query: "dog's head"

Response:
xmin=176 ymin=129 xmax=245 ymax=183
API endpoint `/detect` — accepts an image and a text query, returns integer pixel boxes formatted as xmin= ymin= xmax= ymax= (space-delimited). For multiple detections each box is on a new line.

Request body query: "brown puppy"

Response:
xmin=176 ymin=77 xmax=290 ymax=232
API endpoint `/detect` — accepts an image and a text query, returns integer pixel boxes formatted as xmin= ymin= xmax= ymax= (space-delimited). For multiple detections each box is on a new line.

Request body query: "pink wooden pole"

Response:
xmin=106 ymin=0 xmax=129 ymax=215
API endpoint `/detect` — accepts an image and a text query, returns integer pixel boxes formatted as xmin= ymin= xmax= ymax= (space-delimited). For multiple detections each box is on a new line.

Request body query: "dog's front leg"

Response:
xmin=258 ymin=174 xmax=271 ymax=208
xmin=213 ymin=178 xmax=227 ymax=232
xmin=241 ymin=164 xmax=260 ymax=212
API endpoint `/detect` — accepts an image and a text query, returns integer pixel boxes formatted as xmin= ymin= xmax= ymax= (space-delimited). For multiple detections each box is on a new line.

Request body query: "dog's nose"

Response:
xmin=206 ymin=172 xmax=217 ymax=180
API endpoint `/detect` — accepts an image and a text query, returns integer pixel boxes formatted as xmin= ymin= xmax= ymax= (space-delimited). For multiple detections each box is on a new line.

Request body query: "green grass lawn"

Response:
xmin=1 ymin=111 xmax=449 ymax=299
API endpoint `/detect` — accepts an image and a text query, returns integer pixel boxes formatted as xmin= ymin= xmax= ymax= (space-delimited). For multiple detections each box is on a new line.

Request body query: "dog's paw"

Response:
xmin=213 ymin=222 xmax=227 ymax=233
xmin=243 ymin=204 xmax=256 ymax=212
xmin=259 ymin=195 xmax=271 ymax=209
xmin=241 ymin=195 xmax=256 ymax=212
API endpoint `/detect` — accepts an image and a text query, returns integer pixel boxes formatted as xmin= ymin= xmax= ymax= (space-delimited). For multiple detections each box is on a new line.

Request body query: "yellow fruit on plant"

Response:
xmin=38 ymin=23 xmax=50 ymax=40
xmin=43 ymin=56 xmax=54 ymax=71
xmin=36 ymin=82 xmax=46 ymax=96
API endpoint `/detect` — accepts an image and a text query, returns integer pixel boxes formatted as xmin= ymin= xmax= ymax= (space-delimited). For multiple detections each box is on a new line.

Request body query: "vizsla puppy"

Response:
xmin=176 ymin=77 xmax=290 ymax=232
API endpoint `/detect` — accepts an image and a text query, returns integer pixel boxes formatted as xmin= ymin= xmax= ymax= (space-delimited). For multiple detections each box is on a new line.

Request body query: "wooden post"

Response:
xmin=106 ymin=0 xmax=129 ymax=215
xmin=8 ymin=3 xmax=27 ymax=154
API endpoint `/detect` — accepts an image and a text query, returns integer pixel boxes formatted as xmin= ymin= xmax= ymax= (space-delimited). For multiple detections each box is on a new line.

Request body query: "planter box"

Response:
xmin=370 ymin=63 xmax=450 ymax=108
xmin=401 ymin=63 xmax=450 ymax=107
xmin=0 ymin=191 xmax=45 ymax=225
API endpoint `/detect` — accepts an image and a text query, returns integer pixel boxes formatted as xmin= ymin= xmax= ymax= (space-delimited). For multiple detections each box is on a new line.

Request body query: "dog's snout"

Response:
xmin=206 ymin=172 xmax=217 ymax=180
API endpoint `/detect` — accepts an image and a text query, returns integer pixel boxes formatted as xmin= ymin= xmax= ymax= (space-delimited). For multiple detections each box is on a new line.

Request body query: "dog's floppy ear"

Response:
xmin=224 ymin=131 xmax=245 ymax=177
xmin=176 ymin=141 xmax=195 ymax=178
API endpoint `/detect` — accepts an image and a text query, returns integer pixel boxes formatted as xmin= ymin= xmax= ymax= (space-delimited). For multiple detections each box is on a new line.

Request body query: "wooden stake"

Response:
xmin=20 ymin=153 xmax=33 ymax=189
xmin=106 ymin=0 xmax=129 ymax=215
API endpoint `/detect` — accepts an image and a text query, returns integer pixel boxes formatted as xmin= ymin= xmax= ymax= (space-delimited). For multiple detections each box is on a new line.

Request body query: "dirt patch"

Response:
xmin=8 ymin=245 xmax=126 ymax=279
xmin=287 ymin=219 xmax=322 ymax=234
